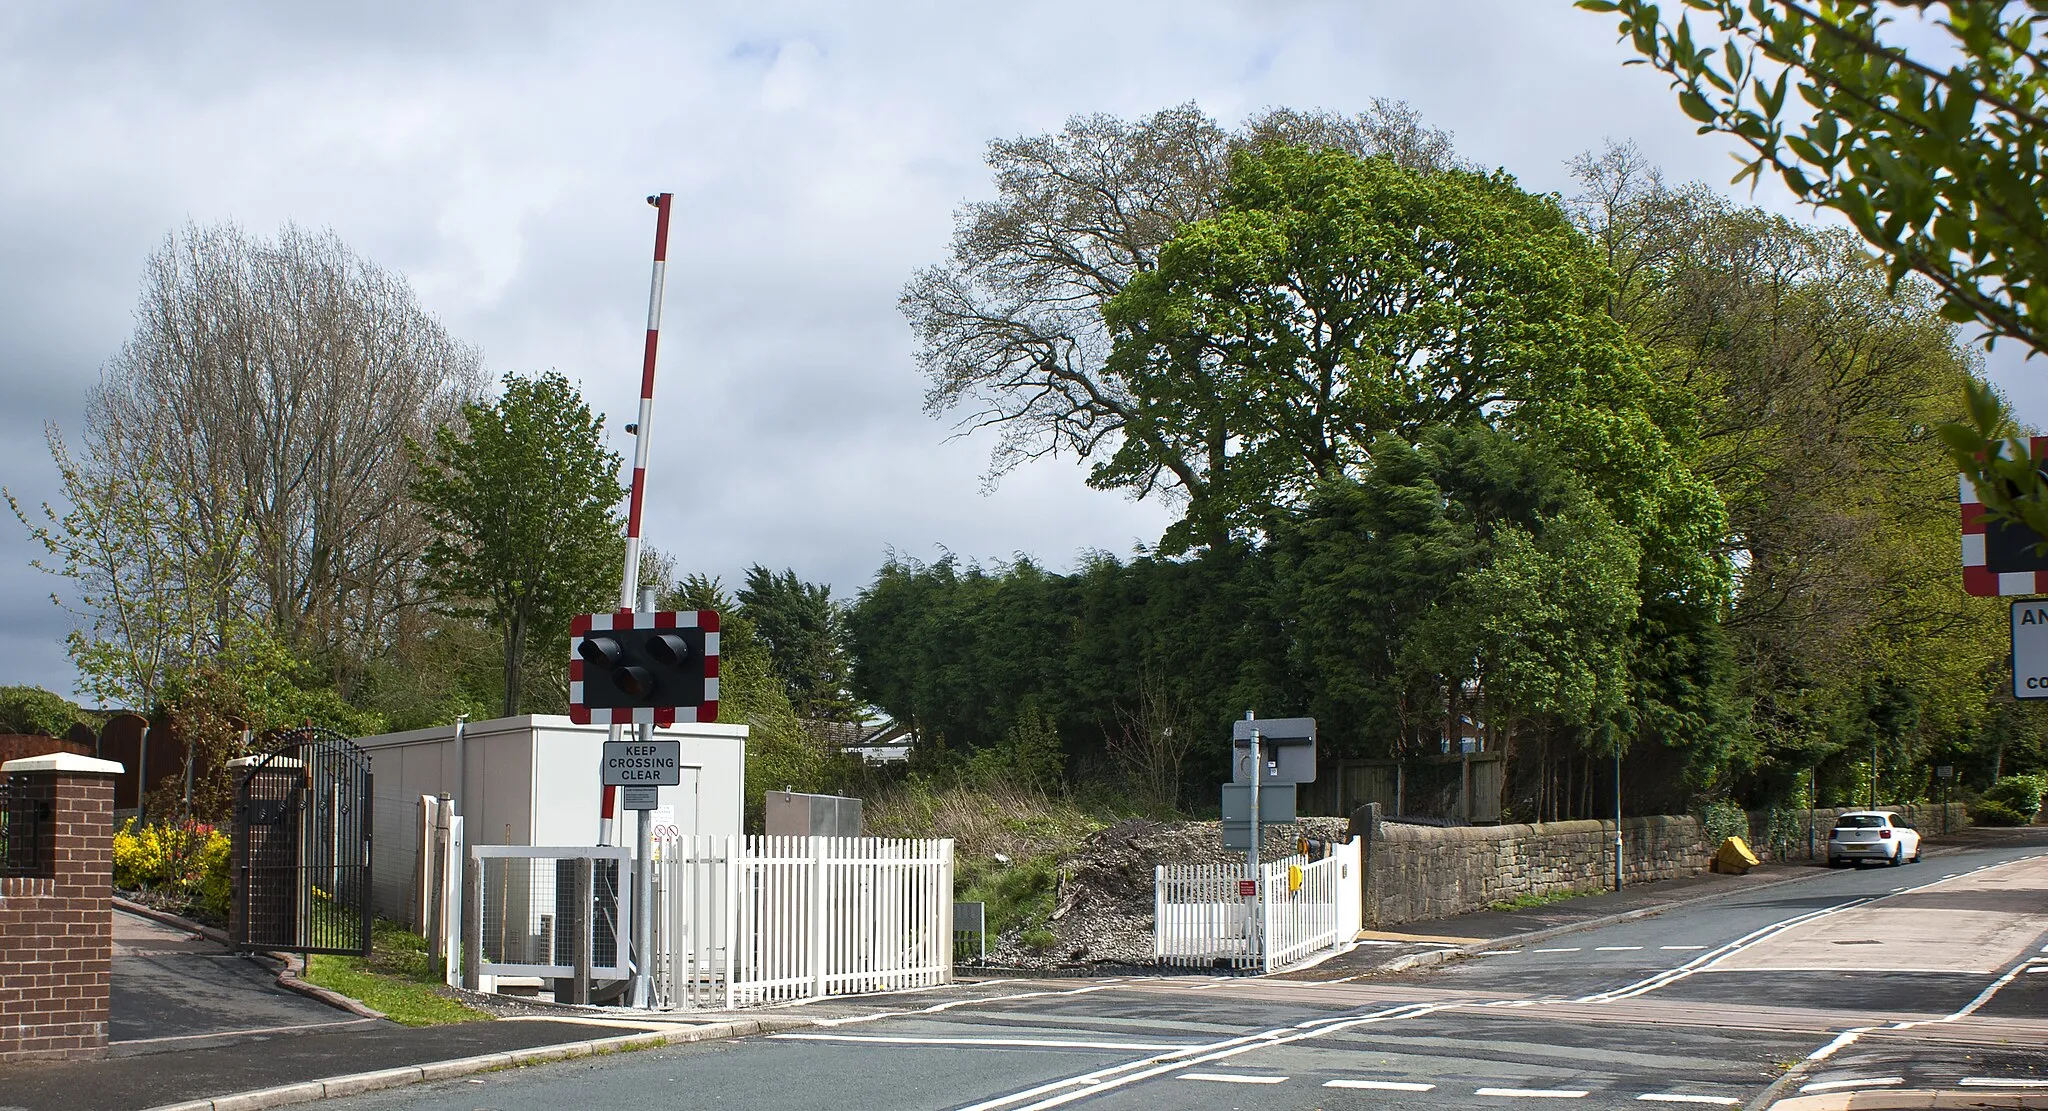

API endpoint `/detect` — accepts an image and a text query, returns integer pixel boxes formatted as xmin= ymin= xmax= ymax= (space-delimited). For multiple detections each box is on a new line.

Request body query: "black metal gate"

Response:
xmin=232 ymin=727 xmax=373 ymax=956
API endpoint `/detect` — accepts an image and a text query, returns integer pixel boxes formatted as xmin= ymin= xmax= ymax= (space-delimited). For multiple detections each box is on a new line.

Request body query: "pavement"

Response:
xmin=4 ymin=824 xmax=2040 ymax=1111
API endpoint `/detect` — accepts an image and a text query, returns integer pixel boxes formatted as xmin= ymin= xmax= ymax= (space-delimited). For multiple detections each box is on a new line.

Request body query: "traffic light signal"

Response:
xmin=569 ymin=610 xmax=720 ymax=726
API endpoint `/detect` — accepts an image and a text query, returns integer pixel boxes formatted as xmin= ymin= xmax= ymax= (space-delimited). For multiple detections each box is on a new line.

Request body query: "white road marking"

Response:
xmin=1800 ymin=1077 xmax=1903 ymax=1093
xmin=1326 ymin=1079 xmax=1435 ymax=1091
xmin=770 ymin=1033 xmax=1200 ymax=1051
xmin=953 ymin=1002 xmax=1447 ymax=1111
xmin=1659 ymin=945 xmax=1706 ymax=951
xmin=1189 ymin=981 xmax=1227 ymax=990
xmin=1354 ymin=939 xmax=1405 ymax=946
xmin=811 ymin=983 xmax=1115 ymax=1028
xmin=1595 ymin=946 xmax=1643 ymax=951
xmin=1177 ymin=1072 xmax=1287 ymax=1084
xmin=1533 ymin=947 xmax=1580 ymax=953
xmin=1482 ymin=949 xmax=1523 ymax=955
xmin=1475 ymin=1087 xmax=1589 ymax=1098
xmin=1636 ymin=1096 xmax=1739 ymax=1105
xmin=111 ymin=1017 xmax=377 ymax=1046
xmin=1961 ymin=1078 xmax=2048 ymax=1088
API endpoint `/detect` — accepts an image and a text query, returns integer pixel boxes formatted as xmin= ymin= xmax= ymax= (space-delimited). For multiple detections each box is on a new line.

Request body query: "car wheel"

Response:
xmin=1827 ymin=856 xmax=1845 ymax=869
xmin=1888 ymin=846 xmax=1903 ymax=867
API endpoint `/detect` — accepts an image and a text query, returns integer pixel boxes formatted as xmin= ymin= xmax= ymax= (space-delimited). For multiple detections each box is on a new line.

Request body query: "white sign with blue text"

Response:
xmin=2012 ymin=600 xmax=2048 ymax=699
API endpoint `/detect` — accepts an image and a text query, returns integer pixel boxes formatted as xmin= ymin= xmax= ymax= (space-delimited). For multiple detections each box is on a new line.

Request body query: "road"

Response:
xmin=324 ymin=833 xmax=2048 ymax=1111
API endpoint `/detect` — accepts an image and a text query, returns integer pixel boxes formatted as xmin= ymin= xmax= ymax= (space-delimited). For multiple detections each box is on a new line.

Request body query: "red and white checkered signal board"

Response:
xmin=1962 ymin=439 xmax=2048 ymax=596
xmin=568 ymin=609 xmax=719 ymax=726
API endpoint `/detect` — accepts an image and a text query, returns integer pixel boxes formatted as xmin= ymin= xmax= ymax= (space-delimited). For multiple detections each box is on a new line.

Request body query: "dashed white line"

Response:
xmin=1961 ymin=1078 xmax=2048 ymax=1088
xmin=1800 ymin=1077 xmax=1904 ymax=1093
xmin=1533 ymin=947 xmax=1581 ymax=953
xmin=1177 ymin=1072 xmax=1287 ymax=1084
xmin=1595 ymin=945 xmax=1643 ymax=951
xmin=1637 ymin=1096 xmax=1739 ymax=1105
xmin=1659 ymin=945 xmax=1706 ymax=951
xmin=1325 ymin=1079 xmax=1436 ymax=1091
xmin=1482 ymin=949 xmax=1523 ymax=956
xmin=1476 ymin=1087 xmax=1589 ymax=1098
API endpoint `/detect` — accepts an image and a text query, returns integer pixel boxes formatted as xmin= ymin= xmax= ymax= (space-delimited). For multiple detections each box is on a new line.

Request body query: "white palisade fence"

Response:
xmin=1154 ymin=837 xmax=1362 ymax=973
xmin=654 ymin=834 xmax=954 ymax=1009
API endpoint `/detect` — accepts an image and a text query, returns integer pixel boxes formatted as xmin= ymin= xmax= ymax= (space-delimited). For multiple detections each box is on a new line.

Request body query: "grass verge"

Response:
xmin=301 ymin=919 xmax=492 ymax=1026
xmin=1485 ymin=888 xmax=1601 ymax=914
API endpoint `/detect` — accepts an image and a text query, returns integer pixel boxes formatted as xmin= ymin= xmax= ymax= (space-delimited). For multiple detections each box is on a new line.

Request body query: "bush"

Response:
xmin=112 ymin=818 xmax=232 ymax=919
xmin=1981 ymin=774 xmax=2046 ymax=821
xmin=0 ymin=686 xmax=83 ymax=738
xmin=1971 ymin=799 xmax=2030 ymax=827
xmin=1700 ymin=800 xmax=1747 ymax=844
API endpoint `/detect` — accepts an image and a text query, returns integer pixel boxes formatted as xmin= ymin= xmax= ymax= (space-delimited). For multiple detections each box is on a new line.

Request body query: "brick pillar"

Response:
xmin=0 ymin=752 xmax=122 ymax=1063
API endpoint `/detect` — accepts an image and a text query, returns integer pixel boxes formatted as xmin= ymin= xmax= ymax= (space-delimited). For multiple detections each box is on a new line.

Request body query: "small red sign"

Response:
xmin=1237 ymin=879 xmax=1257 ymax=897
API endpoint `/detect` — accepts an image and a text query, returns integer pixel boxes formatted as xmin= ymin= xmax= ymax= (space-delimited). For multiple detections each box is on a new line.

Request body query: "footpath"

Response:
xmin=1285 ymin=823 xmax=2047 ymax=981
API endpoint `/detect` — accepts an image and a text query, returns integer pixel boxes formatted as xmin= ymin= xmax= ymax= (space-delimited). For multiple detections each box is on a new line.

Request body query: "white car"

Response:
xmin=1827 ymin=811 xmax=1921 ymax=867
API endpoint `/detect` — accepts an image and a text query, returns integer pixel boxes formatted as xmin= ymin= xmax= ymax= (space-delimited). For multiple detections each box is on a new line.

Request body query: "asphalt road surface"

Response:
xmin=323 ymin=835 xmax=2048 ymax=1111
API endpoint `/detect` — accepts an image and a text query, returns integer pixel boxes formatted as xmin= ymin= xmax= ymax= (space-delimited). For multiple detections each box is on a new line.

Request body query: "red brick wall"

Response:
xmin=0 ymin=772 xmax=115 ymax=1062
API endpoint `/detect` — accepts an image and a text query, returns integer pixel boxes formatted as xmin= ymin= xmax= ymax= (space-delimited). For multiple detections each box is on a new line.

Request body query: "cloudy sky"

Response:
xmin=0 ymin=2 xmax=2031 ymax=700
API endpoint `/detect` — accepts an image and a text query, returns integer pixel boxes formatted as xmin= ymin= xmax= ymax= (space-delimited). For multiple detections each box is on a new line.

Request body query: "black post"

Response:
xmin=360 ymin=769 xmax=374 ymax=959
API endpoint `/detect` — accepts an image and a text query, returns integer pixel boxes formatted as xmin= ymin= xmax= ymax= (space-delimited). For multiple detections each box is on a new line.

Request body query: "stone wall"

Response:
xmin=1358 ymin=803 xmax=1970 ymax=927
xmin=0 ymin=756 xmax=121 ymax=1063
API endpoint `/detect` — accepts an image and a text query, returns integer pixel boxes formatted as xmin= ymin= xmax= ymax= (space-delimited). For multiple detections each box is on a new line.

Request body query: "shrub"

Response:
xmin=1971 ymin=799 xmax=2029 ymax=827
xmin=112 ymin=818 xmax=231 ymax=918
xmin=1981 ymin=774 xmax=2046 ymax=821
xmin=1700 ymin=800 xmax=1747 ymax=845
xmin=0 ymin=686 xmax=83 ymax=738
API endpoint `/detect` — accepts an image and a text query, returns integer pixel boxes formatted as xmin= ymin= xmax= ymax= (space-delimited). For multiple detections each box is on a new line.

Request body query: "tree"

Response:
xmin=410 ymin=372 xmax=625 ymax=717
xmin=9 ymin=221 xmax=482 ymax=702
xmin=902 ymin=102 xmax=1468 ymax=496
xmin=736 ymin=565 xmax=857 ymax=721
xmin=1569 ymin=142 xmax=2006 ymax=802
xmin=1097 ymin=143 xmax=1727 ymax=593
xmin=1579 ymin=1 xmax=2048 ymax=538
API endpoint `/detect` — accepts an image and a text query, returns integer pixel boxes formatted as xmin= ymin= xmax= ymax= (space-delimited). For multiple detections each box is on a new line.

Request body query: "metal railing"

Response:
xmin=469 ymin=846 xmax=632 ymax=981
xmin=1 ymin=776 xmax=53 ymax=879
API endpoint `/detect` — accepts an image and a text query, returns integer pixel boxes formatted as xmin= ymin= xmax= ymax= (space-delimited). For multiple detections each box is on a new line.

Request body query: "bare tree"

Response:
xmin=1108 ymin=671 xmax=1197 ymax=812
xmin=901 ymin=101 xmax=1469 ymax=504
xmin=22 ymin=221 xmax=483 ymax=698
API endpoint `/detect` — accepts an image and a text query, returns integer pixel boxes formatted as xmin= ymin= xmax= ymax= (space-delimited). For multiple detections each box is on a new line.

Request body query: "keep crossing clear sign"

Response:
xmin=603 ymin=739 xmax=683 ymax=786
xmin=2013 ymin=600 xmax=2048 ymax=699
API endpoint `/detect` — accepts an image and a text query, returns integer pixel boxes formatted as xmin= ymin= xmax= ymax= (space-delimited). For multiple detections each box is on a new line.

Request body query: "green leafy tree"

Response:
xmin=736 ymin=565 xmax=857 ymax=722
xmin=1100 ymin=144 xmax=1723 ymax=585
xmin=1579 ymin=0 xmax=2048 ymax=538
xmin=410 ymin=372 xmax=625 ymax=717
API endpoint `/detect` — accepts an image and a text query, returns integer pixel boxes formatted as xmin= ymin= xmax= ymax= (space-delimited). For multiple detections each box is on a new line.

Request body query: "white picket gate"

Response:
xmin=1154 ymin=837 xmax=1362 ymax=973
xmin=654 ymin=834 xmax=954 ymax=1009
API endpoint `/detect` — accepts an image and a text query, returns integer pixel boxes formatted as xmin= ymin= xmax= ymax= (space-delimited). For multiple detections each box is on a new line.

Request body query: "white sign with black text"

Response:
xmin=603 ymin=739 xmax=683 ymax=786
xmin=2012 ymin=599 xmax=2048 ymax=699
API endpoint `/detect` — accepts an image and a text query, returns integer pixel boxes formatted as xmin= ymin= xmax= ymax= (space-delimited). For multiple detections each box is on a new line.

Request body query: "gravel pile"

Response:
xmin=981 ymin=815 xmax=1351 ymax=971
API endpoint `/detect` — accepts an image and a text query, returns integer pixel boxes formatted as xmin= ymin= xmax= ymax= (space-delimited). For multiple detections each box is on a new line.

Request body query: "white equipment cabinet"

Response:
xmin=356 ymin=714 xmax=745 ymax=922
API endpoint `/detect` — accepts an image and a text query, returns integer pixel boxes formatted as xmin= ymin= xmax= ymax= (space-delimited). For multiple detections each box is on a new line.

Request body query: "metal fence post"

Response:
xmin=462 ymin=854 xmax=482 ymax=991
xmin=811 ymin=836 xmax=829 ymax=1000
xmin=568 ymin=856 xmax=593 ymax=1005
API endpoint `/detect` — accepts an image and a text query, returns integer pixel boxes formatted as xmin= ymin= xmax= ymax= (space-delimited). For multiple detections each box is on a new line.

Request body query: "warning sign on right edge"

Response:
xmin=2013 ymin=600 xmax=2048 ymax=699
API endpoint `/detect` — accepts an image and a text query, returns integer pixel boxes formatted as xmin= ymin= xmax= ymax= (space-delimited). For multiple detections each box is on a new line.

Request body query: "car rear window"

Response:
xmin=1836 ymin=815 xmax=1886 ymax=828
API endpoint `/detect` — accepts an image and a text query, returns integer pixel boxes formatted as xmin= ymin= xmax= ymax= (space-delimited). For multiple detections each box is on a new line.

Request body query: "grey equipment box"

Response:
xmin=764 ymin=791 xmax=864 ymax=837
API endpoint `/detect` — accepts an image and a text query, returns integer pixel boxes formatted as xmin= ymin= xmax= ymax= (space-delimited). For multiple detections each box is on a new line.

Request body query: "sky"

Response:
xmin=0 ymin=2 xmax=2036 ymax=702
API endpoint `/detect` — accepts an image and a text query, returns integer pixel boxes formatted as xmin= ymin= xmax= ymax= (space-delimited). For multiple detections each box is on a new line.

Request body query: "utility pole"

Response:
xmin=1612 ymin=746 xmax=1623 ymax=893
xmin=1244 ymin=711 xmax=1261 ymax=957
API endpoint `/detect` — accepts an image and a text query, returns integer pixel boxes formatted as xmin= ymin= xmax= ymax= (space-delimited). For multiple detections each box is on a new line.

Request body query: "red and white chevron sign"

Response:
xmin=1961 ymin=440 xmax=2048 ymax=597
